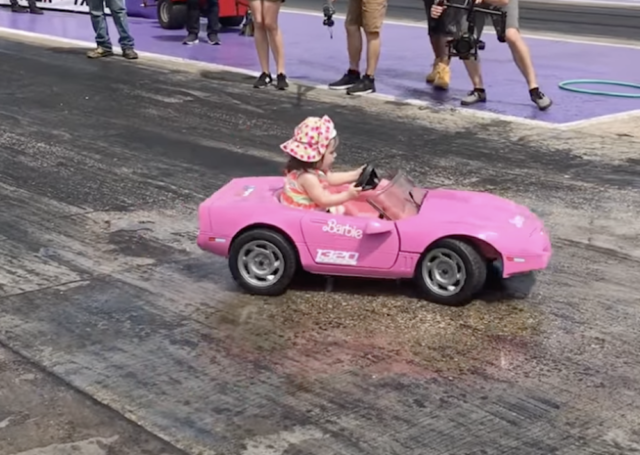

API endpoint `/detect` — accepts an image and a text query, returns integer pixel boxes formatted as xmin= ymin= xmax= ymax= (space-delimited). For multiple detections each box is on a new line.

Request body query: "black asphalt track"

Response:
xmin=1 ymin=36 xmax=640 ymax=454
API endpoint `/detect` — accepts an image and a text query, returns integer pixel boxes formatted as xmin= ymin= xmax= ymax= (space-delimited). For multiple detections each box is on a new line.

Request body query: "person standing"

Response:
xmin=327 ymin=0 xmax=387 ymax=95
xmin=423 ymin=0 xmax=462 ymax=90
xmin=8 ymin=0 xmax=43 ymax=14
xmin=86 ymin=0 xmax=138 ymax=60
xmin=249 ymin=0 xmax=288 ymax=90
xmin=431 ymin=0 xmax=552 ymax=110
xmin=183 ymin=0 xmax=221 ymax=45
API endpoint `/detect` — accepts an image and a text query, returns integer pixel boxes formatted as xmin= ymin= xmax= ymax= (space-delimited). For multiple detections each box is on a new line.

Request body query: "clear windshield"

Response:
xmin=367 ymin=171 xmax=427 ymax=221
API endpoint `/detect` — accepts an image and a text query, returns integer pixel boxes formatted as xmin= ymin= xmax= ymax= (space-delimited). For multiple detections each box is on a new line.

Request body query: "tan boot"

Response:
xmin=425 ymin=58 xmax=441 ymax=84
xmin=433 ymin=62 xmax=451 ymax=90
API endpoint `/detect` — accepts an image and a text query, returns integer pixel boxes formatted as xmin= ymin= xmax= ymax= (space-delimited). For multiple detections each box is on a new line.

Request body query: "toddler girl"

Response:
xmin=280 ymin=115 xmax=363 ymax=214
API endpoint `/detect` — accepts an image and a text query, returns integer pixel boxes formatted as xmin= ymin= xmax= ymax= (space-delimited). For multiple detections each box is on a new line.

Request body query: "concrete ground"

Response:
xmin=0 ymin=345 xmax=185 ymax=455
xmin=0 ymin=34 xmax=639 ymax=455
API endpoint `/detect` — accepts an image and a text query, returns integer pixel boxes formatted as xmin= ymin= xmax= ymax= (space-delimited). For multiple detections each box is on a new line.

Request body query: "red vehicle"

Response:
xmin=150 ymin=0 xmax=248 ymax=30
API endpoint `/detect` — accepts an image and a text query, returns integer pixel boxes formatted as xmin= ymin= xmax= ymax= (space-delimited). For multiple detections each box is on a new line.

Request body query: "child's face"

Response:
xmin=321 ymin=137 xmax=338 ymax=170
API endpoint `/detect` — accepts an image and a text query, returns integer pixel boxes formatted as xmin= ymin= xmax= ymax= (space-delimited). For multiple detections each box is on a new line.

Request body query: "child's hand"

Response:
xmin=347 ymin=184 xmax=362 ymax=199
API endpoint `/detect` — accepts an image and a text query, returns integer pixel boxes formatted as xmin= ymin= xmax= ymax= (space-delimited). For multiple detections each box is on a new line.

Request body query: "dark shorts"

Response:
xmin=423 ymin=0 xmax=464 ymax=37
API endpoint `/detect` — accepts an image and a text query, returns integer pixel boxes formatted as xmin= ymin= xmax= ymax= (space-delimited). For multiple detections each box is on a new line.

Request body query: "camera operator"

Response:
xmin=327 ymin=0 xmax=387 ymax=95
xmin=431 ymin=0 xmax=552 ymax=110
xmin=423 ymin=0 xmax=463 ymax=90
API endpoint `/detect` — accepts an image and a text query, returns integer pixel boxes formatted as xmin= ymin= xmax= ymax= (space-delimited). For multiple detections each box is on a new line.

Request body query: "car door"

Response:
xmin=300 ymin=211 xmax=399 ymax=270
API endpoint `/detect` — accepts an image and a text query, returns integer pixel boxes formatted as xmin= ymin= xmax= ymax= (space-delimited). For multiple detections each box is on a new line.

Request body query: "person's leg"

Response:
xmin=86 ymin=0 xmax=114 ymax=58
xmin=346 ymin=0 xmax=386 ymax=95
xmin=205 ymin=0 xmax=221 ymax=44
xmin=495 ymin=0 xmax=552 ymax=109
xmin=184 ymin=0 xmax=201 ymax=44
xmin=262 ymin=0 xmax=287 ymax=89
xmin=460 ymin=13 xmax=487 ymax=105
xmin=424 ymin=0 xmax=448 ymax=84
xmin=328 ymin=0 xmax=363 ymax=90
xmin=249 ymin=0 xmax=273 ymax=87
xmin=105 ymin=0 xmax=137 ymax=58
xmin=431 ymin=1 xmax=465 ymax=90
xmin=9 ymin=0 xmax=28 ymax=13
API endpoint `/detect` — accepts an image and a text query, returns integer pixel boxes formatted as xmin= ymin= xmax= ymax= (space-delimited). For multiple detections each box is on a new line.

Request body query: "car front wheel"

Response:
xmin=415 ymin=238 xmax=487 ymax=306
xmin=228 ymin=228 xmax=298 ymax=296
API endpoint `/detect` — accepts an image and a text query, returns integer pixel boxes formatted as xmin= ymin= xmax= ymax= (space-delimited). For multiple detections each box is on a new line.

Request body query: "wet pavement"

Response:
xmin=1 ymin=36 xmax=640 ymax=454
xmin=0 ymin=345 xmax=185 ymax=455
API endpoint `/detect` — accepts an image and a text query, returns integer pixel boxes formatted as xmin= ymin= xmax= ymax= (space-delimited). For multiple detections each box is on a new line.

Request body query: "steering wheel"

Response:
xmin=354 ymin=164 xmax=380 ymax=191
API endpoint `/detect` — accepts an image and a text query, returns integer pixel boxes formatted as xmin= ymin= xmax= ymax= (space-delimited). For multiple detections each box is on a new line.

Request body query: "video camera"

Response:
xmin=322 ymin=2 xmax=336 ymax=38
xmin=440 ymin=0 xmax=507 ymax=60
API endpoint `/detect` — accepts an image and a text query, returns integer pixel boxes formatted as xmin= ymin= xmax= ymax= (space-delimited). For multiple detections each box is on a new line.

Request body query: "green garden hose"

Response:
xmin=558 ymin=79 xmax=640 ymax=98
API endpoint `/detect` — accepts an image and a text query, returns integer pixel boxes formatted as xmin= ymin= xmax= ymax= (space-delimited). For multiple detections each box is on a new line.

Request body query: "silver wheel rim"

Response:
xmin=422 ymin=248 xmax=467 ymax=297
xmin=160 ymin=3 xmax=169 ymax=22
xmin=237 ymin=240 xmax=285 ymax=288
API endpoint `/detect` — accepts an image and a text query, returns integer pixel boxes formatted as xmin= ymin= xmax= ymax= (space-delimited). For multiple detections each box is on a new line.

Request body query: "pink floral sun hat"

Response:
xmin=280 ymin=115 xmax=337 ymax=162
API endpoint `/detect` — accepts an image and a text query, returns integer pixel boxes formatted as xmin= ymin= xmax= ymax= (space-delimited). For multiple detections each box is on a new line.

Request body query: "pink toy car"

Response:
xmin=197 ymin=165 xmax=552 ymax=306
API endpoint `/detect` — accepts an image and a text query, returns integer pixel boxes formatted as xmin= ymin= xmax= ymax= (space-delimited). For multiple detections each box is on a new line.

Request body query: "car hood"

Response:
xmin=419 ymin=188 xmax=537 ymax=232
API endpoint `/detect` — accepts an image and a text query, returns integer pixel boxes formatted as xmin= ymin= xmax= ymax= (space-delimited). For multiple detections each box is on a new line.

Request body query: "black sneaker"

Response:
xmin=206 ymin=33 xmax=221 ymax=45
xmin=530 ymin=87 xmax=552 ymax=111
xmin=328 ymin=70 xmax=361 ymax=90
xmin=253 ymin=72 xmax=272 ymax=89
xmin=346 ymin=74 xmax=376 ymax=96
xmin=122 ymin=48 xmax=138 ymax=60
xmin=276 ymin=73 xmax=289 ymax=90
xmin=182 ymin=33 xmax=198 ymax=45
xmin=11 ymin=4 xmax=28 ymax=12
xmin=460 ymin=88 xmax=487 ymax=105
xmin=29 ymin=4 xmax=43 ymax=13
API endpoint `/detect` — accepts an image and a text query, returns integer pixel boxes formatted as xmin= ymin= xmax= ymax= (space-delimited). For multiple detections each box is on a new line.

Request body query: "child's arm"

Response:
xmin=299 ymin=173 xmax=361 ymax=208
xmin=325 ymin=165 xmax=366 ymax=186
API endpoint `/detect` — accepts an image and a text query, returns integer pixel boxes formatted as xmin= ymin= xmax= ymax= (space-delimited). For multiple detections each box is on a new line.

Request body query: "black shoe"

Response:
xmin=275 ymin=73 xmax=289 ymax=90
xmin=206 ymin=33 xmax=220 ymax=45
xmin=182 ymin=33 xmax=198 ymax=45
xmin=460 ymin=88 xmax=487 ymax=105
xmin=253 ymin=72 xmax=272 ymax=88
xmin=29 ymin=4 xmax=43 ymax=13
xmin=122 ymin=48 xmax=139 ymax=60
xmin=328 ymin=69 xmax=361 ymax=90
xmin=529 ymin=87 xmax=552 ymax=111
xmin=346 ymin=74 xmax=376 ymax=96
xmin=11 ymin=4 xmax=28 ymax=12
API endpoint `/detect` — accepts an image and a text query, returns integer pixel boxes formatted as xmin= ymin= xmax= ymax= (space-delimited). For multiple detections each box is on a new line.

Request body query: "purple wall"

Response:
xmin=126 ymin=0 xmax=158 ymax=20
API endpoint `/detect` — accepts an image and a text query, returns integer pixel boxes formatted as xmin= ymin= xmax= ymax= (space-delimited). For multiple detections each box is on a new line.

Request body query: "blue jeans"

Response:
xmin=88 ymin=0 xmax=135 ymax=50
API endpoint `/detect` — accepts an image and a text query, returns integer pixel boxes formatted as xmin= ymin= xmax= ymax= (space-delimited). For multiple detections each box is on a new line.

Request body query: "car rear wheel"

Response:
xmin=229 ymin=228 xmax=298 ymax=296
xmin=415 ymin=238 xmax=487 ymax=306
xmin=157 ymin=0 xmax=187 ymax=30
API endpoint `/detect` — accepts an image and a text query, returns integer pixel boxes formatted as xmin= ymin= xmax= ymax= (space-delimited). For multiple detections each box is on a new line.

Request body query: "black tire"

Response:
xmin=157 ymin=0 xmax=187 ymax=30
xmin=228 ymin=228 xmax=298 ymax=296
xmin=220 ymin=16 xmax=245 ymax=28
xmin=414 ymin=238 xmax=487 ymax=306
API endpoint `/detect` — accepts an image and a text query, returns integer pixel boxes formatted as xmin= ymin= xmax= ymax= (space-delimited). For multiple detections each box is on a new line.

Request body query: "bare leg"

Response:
xmin=262 ymin=0 xmax=285 ymax=74
xmin=249 ymin=0 xmax=270 ymax=74
xmin=346 ymin=23 xmax=362 ymax=71
xmin=364 ymin=31 xmax=381 ymax=75
xmin=462 ymin=59 xmax=484 ymax=89
xmin=505 ymin=28 xmax=538 ymax=89
xmin=431 ymin=35 xmax=449 ymax=62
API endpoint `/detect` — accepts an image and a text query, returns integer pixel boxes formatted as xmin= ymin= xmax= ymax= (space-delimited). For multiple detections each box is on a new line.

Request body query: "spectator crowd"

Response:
xmin=5 ymin=0 xmax=551 ymax=109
